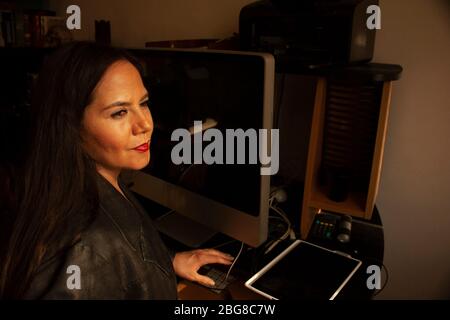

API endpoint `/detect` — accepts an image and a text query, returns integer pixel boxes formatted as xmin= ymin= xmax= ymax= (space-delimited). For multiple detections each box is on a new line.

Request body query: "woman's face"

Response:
xmin=82 ymin=60 xmax=153 ymax=177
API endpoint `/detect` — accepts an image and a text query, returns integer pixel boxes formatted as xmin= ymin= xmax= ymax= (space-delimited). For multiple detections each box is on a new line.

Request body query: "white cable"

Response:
xmin=269 ymin=215 xmax=285 ymax=223
xmin=266 ymin=190 xmax=296 ymax=254
xmin=269 ymin=195 xmax=275 ymax=207
xmin=212 ymin=239 xmax=237 ymax=250
xmin=225 ymin=241 xmax=244 ymax=281
xmin=157 ymin=209 xmax=175 ymax=220
xmin=271 ymin=204 xmax=289 ymax=224
xmin=270 ymin=204 xmax=291 ymax=241
xmin=264 ymin=203 xmax=293 ymax=255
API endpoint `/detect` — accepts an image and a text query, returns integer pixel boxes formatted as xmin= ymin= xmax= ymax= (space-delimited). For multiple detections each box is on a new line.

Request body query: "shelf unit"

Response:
xmin=300 ymin=64 xmax=401 ymax=239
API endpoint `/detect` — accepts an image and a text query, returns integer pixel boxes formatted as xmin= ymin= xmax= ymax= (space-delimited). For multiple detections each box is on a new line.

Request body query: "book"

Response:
xmin=41 ymin=16 xmax=69 ymax=47
xmin=0 ymin=10 xmax=15 ymax=46
xmin=23 ymin=9 xmax=55 ymax=47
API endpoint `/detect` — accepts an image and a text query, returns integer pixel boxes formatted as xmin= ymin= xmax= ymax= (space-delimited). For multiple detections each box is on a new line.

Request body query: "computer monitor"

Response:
xmin=128 ymin=48 xmax=275 ymax=248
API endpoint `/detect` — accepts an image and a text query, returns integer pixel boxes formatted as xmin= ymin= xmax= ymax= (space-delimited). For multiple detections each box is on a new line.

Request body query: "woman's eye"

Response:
xmin=111 ymin=110 xmax=127 ymax=118
xmin=140 ymin=100 xmax=149 ymax=107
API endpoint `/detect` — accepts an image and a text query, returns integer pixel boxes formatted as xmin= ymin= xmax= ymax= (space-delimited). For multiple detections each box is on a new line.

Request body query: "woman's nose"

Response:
xmin=133 ymin=109 xmax=153 ymax=135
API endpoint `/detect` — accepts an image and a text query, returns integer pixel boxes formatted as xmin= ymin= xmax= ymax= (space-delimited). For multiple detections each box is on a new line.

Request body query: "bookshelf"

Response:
xmin=0 ymin=1 xmax=70 ymax=48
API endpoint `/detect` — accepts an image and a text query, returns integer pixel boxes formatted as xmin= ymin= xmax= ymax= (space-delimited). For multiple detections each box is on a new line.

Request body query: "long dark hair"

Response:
xmin=0 ymin=42 xmax=143 ymax=299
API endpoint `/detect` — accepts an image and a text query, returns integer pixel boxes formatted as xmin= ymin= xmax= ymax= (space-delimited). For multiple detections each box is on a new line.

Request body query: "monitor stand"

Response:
xmin=155 ymin=211 xmax=218 ymax=248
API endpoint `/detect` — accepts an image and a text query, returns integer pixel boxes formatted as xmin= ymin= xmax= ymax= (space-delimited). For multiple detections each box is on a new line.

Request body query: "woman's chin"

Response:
xmin=129 ymin=154 xmax=151 ymax=170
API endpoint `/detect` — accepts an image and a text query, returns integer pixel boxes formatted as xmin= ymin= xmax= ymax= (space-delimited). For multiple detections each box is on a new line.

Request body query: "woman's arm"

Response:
xmin=26 ymin=244 xmax=126 ymax=299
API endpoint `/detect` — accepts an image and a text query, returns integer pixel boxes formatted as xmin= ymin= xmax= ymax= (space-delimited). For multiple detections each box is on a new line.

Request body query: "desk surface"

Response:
xmin=178 ymin=280 xmax=263 ymax=300
xmin=176 ymin=210 xmax=384 ymax=300
xmin=132 ymin=190 xmax=384 ymax=300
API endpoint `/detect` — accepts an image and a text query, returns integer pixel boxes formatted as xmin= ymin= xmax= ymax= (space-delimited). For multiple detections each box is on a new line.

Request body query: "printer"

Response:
xmin=239 ymin=0 xmax=379 ymax=69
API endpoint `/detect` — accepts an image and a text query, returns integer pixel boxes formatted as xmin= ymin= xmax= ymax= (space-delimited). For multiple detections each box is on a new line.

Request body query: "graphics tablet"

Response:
xmin=245 ymin=240 xmax=362 ymax=300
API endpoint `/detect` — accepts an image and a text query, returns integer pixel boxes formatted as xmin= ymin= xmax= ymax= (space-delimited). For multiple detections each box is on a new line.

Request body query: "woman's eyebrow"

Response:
xmin=103 ymin=93 xmax=149 ymax=110
xmin=140 ymin=93 xmax=149 ymax=102
xmin=104 ymin=101 xmax=131 ymax=109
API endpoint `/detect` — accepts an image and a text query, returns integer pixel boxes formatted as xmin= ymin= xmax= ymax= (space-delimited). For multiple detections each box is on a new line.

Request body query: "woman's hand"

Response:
xmin=172 ymin=249 xmax=234 ymax=287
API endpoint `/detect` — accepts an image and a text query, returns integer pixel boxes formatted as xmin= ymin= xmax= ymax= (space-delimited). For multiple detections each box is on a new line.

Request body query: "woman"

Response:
xmin=0 ymin=42 xmax=233 ymax=299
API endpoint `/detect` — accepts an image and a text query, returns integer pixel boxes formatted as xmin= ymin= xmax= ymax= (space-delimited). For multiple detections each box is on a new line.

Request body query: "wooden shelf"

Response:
xmin=310 ymin=187 xmax=367 ymax=218
xmin=301 ymin=75 xmax=394 ymax=239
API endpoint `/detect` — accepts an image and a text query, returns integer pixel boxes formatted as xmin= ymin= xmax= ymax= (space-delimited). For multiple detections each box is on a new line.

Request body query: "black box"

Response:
xmin=239 ymin=0 xmax=379 ymax=69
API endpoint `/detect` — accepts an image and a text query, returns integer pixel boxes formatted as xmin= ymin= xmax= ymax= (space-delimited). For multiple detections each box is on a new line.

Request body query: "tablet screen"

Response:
xmin=246 ymin=240 xmax=362 ymax=300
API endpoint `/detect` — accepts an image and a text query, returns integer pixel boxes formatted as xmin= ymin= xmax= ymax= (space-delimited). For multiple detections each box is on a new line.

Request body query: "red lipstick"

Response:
xmin=133 ymin=142 xmax=149 ymax=152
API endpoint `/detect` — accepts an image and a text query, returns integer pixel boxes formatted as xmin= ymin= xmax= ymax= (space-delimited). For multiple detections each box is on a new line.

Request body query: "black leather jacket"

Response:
xmin=25 ymin=174 xmax=178 ymax=299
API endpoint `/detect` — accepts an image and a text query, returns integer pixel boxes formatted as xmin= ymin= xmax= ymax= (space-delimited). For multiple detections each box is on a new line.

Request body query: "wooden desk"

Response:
xmin=177 ymin=280 xmax=265 ymax=300
xmin=177 ymin=212 xmax=384 ymax=300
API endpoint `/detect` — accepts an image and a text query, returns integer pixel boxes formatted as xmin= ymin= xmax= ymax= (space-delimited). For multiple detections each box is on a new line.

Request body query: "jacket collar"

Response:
xmin=96 ymin=173 xmax=143 ymax=252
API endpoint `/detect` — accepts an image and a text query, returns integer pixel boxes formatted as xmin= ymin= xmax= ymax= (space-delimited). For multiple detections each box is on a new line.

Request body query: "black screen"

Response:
xmin=133 ymin=50 xmax=266 ymax=216
xmin=251 ymin=241 xmax=361 ymax=299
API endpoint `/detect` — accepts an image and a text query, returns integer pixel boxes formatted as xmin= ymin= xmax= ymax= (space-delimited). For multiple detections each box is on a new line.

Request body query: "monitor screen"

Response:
xmin=129 ymin=48 xmax=275 ymax=247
